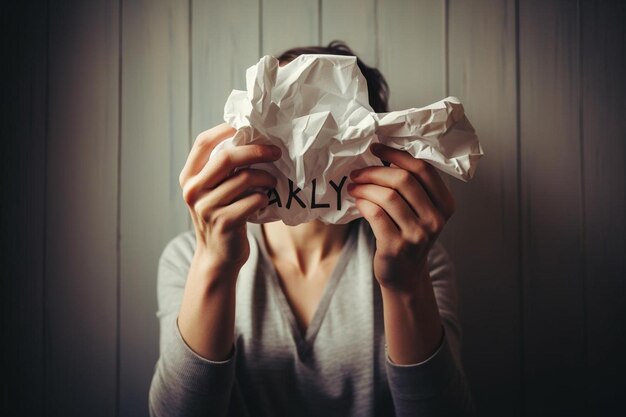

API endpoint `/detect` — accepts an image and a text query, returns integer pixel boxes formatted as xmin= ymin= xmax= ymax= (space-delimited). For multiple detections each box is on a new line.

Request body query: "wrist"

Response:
xmin=190 ymin=249 xmax=240 ymax=289
xmin=379 ymin=267 xmax=432 ymax=298
xmin=179 ymin=250 xmax=239 ymax=361
xmin=380 ymin=270 xmax=443 ymax=364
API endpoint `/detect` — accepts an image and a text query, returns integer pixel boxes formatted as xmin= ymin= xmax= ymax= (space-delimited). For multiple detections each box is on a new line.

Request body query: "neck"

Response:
xmin=262 ymin=220 xmax=352 ymax=275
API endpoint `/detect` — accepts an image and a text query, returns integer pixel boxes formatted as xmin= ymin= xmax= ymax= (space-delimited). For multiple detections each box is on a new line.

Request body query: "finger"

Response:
xmin=350 ymin=166 xmax=440 ymax=225
xmin=370 ymin=143 xmax=455 ymax=218
xmin=348 ymin=183 xmax=419 ymax=235
xmin=180 ymin=124 xmax=236 ymax=184
xmin=183 ymin=144 xmax=281 ymax=205
xmin=203 ymin=144 xmax=281 ymax=188
xmin=194 ymin=168 xmax=277 ymax=214
xmin=354 ymin=198 xmax=399 ymax=249
xmin=209 ymin=192 xmax=268 ymax=231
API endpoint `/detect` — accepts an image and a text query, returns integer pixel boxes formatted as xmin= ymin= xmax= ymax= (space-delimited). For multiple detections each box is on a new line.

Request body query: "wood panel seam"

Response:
xmin=42 ymin=0 xmax=51 ymax=413
xmin=514 ymin=0 xmax=525 ymax=414
xmin=577 ymin=0 xmax=589 ymax=413
xmin=443 ymin=0 xmax=449 ymax=97
xmin=116 ymin=1 xmax=123 ymax=416
xmin=259 ymin=0 xmax=264 ymax=56
xmin=188 ymin=0 xmax=193 ymax=231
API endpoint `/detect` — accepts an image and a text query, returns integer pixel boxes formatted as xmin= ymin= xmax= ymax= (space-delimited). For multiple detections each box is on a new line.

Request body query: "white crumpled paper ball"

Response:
xmin=210 ymin=54 xmax=483 ymax=225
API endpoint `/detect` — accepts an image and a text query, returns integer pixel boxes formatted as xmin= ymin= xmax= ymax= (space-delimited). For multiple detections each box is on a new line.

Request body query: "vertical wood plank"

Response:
xmin=321 ymin=0 xmax=377 ymax=65
xmin=191 ymin=0 xmax=260 ymax=134
xmin=519 ymin=1 xmax=585 ymax=415
xmin=262 ymin=0 xmax=319 ymax=56
xmin=581 ymin=1 xmax=626 ymax=414
xmin=0 ymin=1 xmax=47 ymax=415
xmin=377 ymin=0 xmax=445 ymax=109
xmin=444 ymin=0 xmax=521 ymax=415
xmin=120 ymin=0 xmax=190 ymax=416
xmin=45 ymin=0 xmax=120 ymax=415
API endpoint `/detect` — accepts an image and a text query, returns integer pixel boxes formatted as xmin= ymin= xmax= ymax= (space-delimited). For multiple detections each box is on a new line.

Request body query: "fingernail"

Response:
xmin=347 ymin=183 xmax=356 ymax=192
xmin=271 ymin=146 xmax=281 ymax=158
xmin=349 ymin=169 xmax=360 ymax=179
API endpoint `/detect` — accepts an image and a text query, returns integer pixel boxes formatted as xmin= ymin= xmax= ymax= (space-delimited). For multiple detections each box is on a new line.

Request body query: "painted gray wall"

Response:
xmin=1 ymin=0 xmax=624 ymax=416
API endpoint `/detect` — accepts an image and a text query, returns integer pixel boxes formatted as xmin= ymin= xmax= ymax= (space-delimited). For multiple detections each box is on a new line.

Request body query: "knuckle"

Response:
xmin=428 ymin=214 xmax=446 ymax=233
xmin=396 ymin=169 xmax=413 ymax=186
xmin=384 ymin=188 xmax=398 ymax=202
xmin=369 ymin=205 xmax=386 ymax=221
xmin=215 ymin=150 xmax=231 ymax=167
xmin=251 ymin=191 xmax=269 ymax=206
xmin=194 ymin=132 xmax=206 ymax=145
xmin=384 ymin=188 xmax=402 ymax=204
xmin=237 ymin=169 xmax=252 ymax=183
xmin=405 ymin=226 xmax=429 ymax=245
xmin=253 ymin=146 xmax=267 ymax=159
xmin=182 ymin=183 xmax=196 ymax=205
xmin=195 ymin=131 xmax=213 ymax=147
xmin=416 ymin=229 xmax=431 ymax=245
xmin=414 ymin=159 xmax=429 ymax=176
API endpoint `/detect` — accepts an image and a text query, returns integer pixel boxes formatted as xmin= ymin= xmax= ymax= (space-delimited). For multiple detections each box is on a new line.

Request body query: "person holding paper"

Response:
xmin=149 ymin=42 xmax=475 ymax=417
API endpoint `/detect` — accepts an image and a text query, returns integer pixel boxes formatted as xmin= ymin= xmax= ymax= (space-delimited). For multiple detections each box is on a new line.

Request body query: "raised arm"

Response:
xmin=348 ymin=143 xmax=474 ymax=416
xmin=148 ymin=124 xmax=280 ymax=417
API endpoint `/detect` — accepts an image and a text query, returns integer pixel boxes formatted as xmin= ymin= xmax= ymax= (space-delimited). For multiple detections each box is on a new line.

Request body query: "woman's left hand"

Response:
xmin=347 ymin=143 xmax=455 ymax=293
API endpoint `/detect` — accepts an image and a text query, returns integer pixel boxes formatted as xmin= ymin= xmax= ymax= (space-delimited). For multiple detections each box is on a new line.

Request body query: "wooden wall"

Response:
xmin=1 ymin=1 xmax=624 ymax=416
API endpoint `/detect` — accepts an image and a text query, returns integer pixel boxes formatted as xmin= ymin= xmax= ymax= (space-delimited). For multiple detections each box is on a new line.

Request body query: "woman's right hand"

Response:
xmin=179 ymin=123 xmax=281 ymax=277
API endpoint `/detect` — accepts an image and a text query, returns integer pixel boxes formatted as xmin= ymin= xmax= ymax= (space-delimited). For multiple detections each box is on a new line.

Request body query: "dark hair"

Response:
xmin=276 ymin=41 xmax=389 ymax=113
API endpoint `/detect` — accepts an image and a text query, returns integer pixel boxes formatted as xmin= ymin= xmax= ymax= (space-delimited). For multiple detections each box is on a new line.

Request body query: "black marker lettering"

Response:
xmin=267 ymin=188 xmax=282 ymax=207
xmin=329 ymin=176 xmax=348 ymax=211
xmin=310 ymin=178 xmax=330 ymax=209
xmin=286 ymin=179 xmax=306 ymax=209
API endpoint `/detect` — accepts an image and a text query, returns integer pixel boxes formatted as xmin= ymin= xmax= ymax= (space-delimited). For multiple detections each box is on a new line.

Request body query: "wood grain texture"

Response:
xmin=2 ymin=1 xmax=626 ymax=415
xmin=321 ymin=0 xmax=377 ymax=65
xmin=581 ymin=0 xmax=626 ymax=414
xmin=0 ymin=1 xmax=47 ymax=415
xmin=45 ymin=0 xmax=120 ymax=415
xmin=377 ymin=0 xmax=445 ymax=109
xmin=519 ymin=1 xmax=585 ymax=415
xmin=443 ymin=1 xmax=521 ymax=415
xmin=120 ymin=1 xmax=190 ymax=416
xmin=191 ymin=0 xmax=260 ymax=134
xmin=262 ymin=0 xmax=320 ymax=56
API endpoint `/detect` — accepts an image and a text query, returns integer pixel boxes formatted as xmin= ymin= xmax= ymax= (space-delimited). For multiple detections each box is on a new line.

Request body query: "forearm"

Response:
xmin=381 ymin=266 xmax=475 ymax=416
xmin=177 ymin=250 xmax=239 ymax=361
xmin=381 ymin=269 xmax=443 ymax=365
xmin=149 ymin=236 xmax=240 ymax=417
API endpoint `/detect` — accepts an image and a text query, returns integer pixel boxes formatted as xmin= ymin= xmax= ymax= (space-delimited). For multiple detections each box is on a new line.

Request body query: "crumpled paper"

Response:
xmin=210 ymin=54 xmax=483 ymax=225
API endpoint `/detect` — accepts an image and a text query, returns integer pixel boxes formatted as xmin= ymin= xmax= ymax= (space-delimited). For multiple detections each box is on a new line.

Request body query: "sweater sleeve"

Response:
xmin=148 ymin=231 xmax=237 ymax=417
xmin=385 ymin=242 xmax=476 ymax=416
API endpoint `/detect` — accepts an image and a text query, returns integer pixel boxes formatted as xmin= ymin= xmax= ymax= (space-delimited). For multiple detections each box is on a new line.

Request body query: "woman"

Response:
xmin=149 ymin=42 xmax=474 ymax=417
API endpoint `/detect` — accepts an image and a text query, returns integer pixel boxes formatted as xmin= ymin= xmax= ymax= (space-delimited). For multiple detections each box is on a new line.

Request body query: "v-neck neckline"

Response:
xmin=249 ymin=221 xmax=358 ymax=357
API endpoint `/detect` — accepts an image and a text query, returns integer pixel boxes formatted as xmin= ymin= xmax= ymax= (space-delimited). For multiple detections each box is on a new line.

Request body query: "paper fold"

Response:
xmin=211 ymin=54 xmax=483 ymax=225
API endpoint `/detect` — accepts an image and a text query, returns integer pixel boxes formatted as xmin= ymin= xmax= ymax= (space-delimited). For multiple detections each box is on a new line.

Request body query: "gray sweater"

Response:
xmin=149 ymin=219 xmax=474 ymax=416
